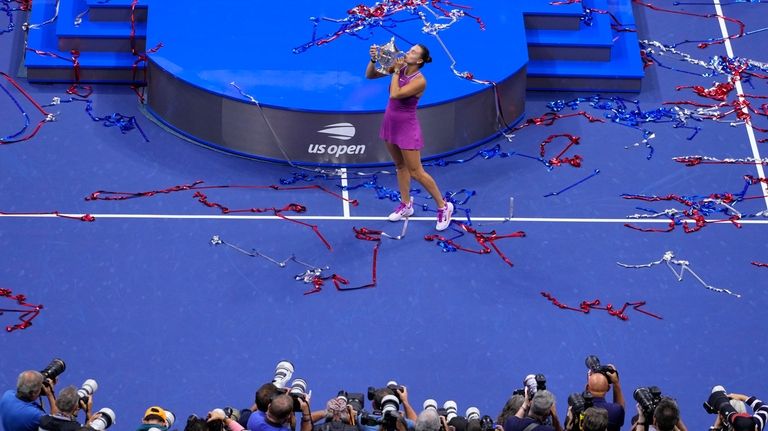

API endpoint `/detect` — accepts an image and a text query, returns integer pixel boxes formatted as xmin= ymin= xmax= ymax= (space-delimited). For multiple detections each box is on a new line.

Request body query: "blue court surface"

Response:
xmin=1 ymin=1 xmax=768 ymax=431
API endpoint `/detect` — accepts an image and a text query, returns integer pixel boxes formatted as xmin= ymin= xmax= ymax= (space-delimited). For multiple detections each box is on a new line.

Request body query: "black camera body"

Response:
xmin=633 ymin=386 xmax=663 ymax=418
xmin=337 ymin=390 xmax=365 ymax=412
xmin=568 ymin=391 xmax=595 ymax=415
xmin=40 ymin=359 xmax=66 ymax=383
xmin=567 ymin=391 xmax=595 ymax=431
xmin=479 ymin=415 xmax=495 ymax=431
xmin=367 ymin=384 xmax=401 ymax=410
xmin=585 ymin=356 xmax=617 ymax=379
xmin=360 ymin=410 xmax=400 ymax=431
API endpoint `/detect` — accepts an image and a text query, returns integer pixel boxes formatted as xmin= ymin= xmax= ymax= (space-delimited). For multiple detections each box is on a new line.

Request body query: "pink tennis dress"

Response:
xmin=379 ymin=67 xmax=424 ymax=150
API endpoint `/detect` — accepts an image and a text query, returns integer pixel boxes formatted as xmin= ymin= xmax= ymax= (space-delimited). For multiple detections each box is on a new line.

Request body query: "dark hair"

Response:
xmin=497 ymin=394 xmax=525 ymax=425
xmin=416 ymin=44 xmax=431 ymax=69
xmin=653 ymin=399 xmax=680 ymax=431
xmin=268 ymin=394 xmax=294 ymax=424
xmin=256 ymin=383 xmax=280 ymax=412
xmin=582 ymin=407 xmax=609 ymax=431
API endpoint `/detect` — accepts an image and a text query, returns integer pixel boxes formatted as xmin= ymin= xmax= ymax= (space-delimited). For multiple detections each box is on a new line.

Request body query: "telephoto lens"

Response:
xmin=40 ymin=359 xmax=66 ymax=381
xmin=585 ymin=355 xmax=601 ymax=372
xmin=380 ymin=395 xmax=400 ymax=414
xmin=465 ymin=407 xmax=480 ymax=421
xmin=423 ymin=399 xmax=438 ymax=412
xmin=443 ymin=401 xmax=458 ymax=422
xmin=165 ymin=411 xmax=176 ymax=428
xmin=290 ymin=379 xmax=308 ymax=396
xmin=89 ymin=408 xmax=116 ymax=431
xmin=273 ymin=361 xmax=295 ymax=389
xmin=77 ymin=379 xmax=98 ymax=404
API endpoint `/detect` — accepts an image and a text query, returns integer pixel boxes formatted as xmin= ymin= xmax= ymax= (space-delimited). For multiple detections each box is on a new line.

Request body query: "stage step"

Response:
xmin=523 ymin=0 xmax=644 ymax=92
xmin=522 ymin=0 xmax=583 ymax=30
xmin=25 ymin=0 xmax=144 ymax=83
xmin=87 ymin=0 xmax=147 ymax=22
xmin=57 ymin=0 xmax=146 ymax=52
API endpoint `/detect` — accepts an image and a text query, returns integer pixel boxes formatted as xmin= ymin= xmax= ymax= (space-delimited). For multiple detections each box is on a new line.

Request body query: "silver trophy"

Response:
xmin=374 ymin=37 xmax=405 ymax=75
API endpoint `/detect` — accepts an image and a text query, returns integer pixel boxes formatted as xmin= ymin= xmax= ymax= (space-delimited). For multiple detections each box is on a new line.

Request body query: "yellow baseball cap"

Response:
xmin=143 ymin=406 xmax=167 ymax=423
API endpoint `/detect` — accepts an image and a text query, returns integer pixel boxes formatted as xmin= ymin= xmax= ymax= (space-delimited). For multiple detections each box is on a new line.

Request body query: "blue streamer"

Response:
xmin=44 ymin=97 xmax=149 ymax=142
xmin=544 ymin=169 xmax=601 ymax=197
xmin=0 ymin=80 xmax=31 ymax=142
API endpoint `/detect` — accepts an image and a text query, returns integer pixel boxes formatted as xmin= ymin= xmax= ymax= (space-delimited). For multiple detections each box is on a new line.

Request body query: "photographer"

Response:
xmin=705 ymin=386 xmax=768 ymax=431
xmin=0 ymin=370 xmax=58 ymax=431
xmin=242 ymin=384 xmax=283 ymax=429
xmin=357 ymin=385 xmax=417 ymax=431
xmin=138 ymin=406 xmax=173 ymax=431
xmin=313 ymin=398 xmax=356 ymax=431
xmin=579 ymin=408 xmax=608 ymax=431
xmin=632 ymin=398 xmax=686 ymax=431
xmin=585 ymin=368 xmax=624 ymax=431
xmin=248 ymin=393 xmax=313 ymax=431
xmin=39 ymin=386 xmax=91 ymax=431
xmin=498 ymin=395 xmax=526 ymax=428
xmin=503 ymin=390 xmax=562 ymax=431
xmin=415 ymin=410 xmax=441 ymax=431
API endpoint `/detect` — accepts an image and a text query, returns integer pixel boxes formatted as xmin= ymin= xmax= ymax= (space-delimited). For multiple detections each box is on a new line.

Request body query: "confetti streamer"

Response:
xmin=1 ymin=287 xmax=44 ymax=332
xmin=424 ymin=222 xmax=525 ymax=267
xmin=540 ymin=292 xmax=662 ymax=321
xmin=617 ymin=251 xmax=741 ymax=297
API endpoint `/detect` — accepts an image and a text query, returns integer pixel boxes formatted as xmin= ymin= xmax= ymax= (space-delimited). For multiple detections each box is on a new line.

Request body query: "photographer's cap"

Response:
xmin=143 ymin=406 xmax=167 ymax=422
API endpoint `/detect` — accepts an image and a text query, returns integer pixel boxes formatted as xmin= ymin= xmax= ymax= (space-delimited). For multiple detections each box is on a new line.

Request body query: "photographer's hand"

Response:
xmin=633 ymin=404 xmax=646 ymax=431
xmin=398 ymin=386 xmax=417 ymax=421
xmin=550 ymin=402 xmax=563 ymax=431
xmin=41 ymin=380 xmax=58 ymax=415
xmin=298 ymin=398 xmax=313 ymax=431
xmin=515 ymin=389 xmax=530 ymax=419
xmin=606 ymin=364 xmax=625 ymax=408
xmin=728 ymin=393 xmax=749 ymax=402
xmin=564 ymin=406 xmax=574 ymax=431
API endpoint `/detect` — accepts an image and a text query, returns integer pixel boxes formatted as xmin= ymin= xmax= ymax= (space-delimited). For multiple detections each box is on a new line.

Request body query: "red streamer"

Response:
xmin=752 ymin=262 xmax=768 ymax=268
xmin=192 ymin=191 xmax=333 ymax=250
xmin=1 ymin=288 xmax=44 ymax=332
xmin=0 ymin=210 xmax=95 ymax=222
xmin=541 ymin=292 xmax=662 ymax=321
xmin=0 ymin=71 xmax=54 ymax=144
xmin=424 ymin=222 xmax=525 ymax=267
xmin=539 ymin=134 xmax=583 ymax=167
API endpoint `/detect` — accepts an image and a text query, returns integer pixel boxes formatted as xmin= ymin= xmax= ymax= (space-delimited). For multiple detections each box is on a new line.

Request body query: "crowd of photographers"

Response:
xmin=2 ymin=357 xmax=767 ymax=431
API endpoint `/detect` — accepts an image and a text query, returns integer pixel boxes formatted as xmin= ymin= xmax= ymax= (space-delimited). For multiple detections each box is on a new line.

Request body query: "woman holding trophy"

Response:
xmin=366 ymin=39 xmax=454 ymax=232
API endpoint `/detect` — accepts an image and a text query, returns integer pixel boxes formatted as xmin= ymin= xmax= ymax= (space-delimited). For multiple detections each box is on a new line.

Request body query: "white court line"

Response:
xmin=339 ymin=167 xmax=351 ymax=218
xmin=713 ymin=0 xmax=768 ymax=210
xmin=1 ymin=213 xmax=767 ymax=223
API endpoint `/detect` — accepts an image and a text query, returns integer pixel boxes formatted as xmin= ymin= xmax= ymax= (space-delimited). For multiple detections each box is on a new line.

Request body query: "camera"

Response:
xmin=338 ymin=390 xmax=365 ymax=412
xmin=40 ymin=358 xmax=66 ymax=382
xmin=585 ymin=356 xmax=616 ymax=378
xmin=89 ymin=408 xmax=116 ymax=431
xmin=360 ymin=408 xmax=400 ymax=431
xmin=77 ymin=379 xmax=98 ymax=405
xmin=424 ymin=399 xmax=438 ymax=412
xmin=273 ymin=361 xmax=295 ymax=389
xmin=466 ymin=407 xmax=480 ymax=421
xmin=367 ymin=381 xmax=402 ymax=410
xmin=523 ymin=374 xmax=547 ymax=399
xmin=567 ymin=391 xmax=594 ymax=416
xmin=567 ymin=391 xmax=595 ymax=431
xmin=223 ymin=407 xmax=241 ymax=422
xmin=289 ymin=378 xmax=309 ymax=412
xmin=479 ymin=415 xmax=495 ymax=431
xmin=633 ymin=386 xmax=663 ymax=418
xmin=443 ymin=401 xmax=458 ymax=422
